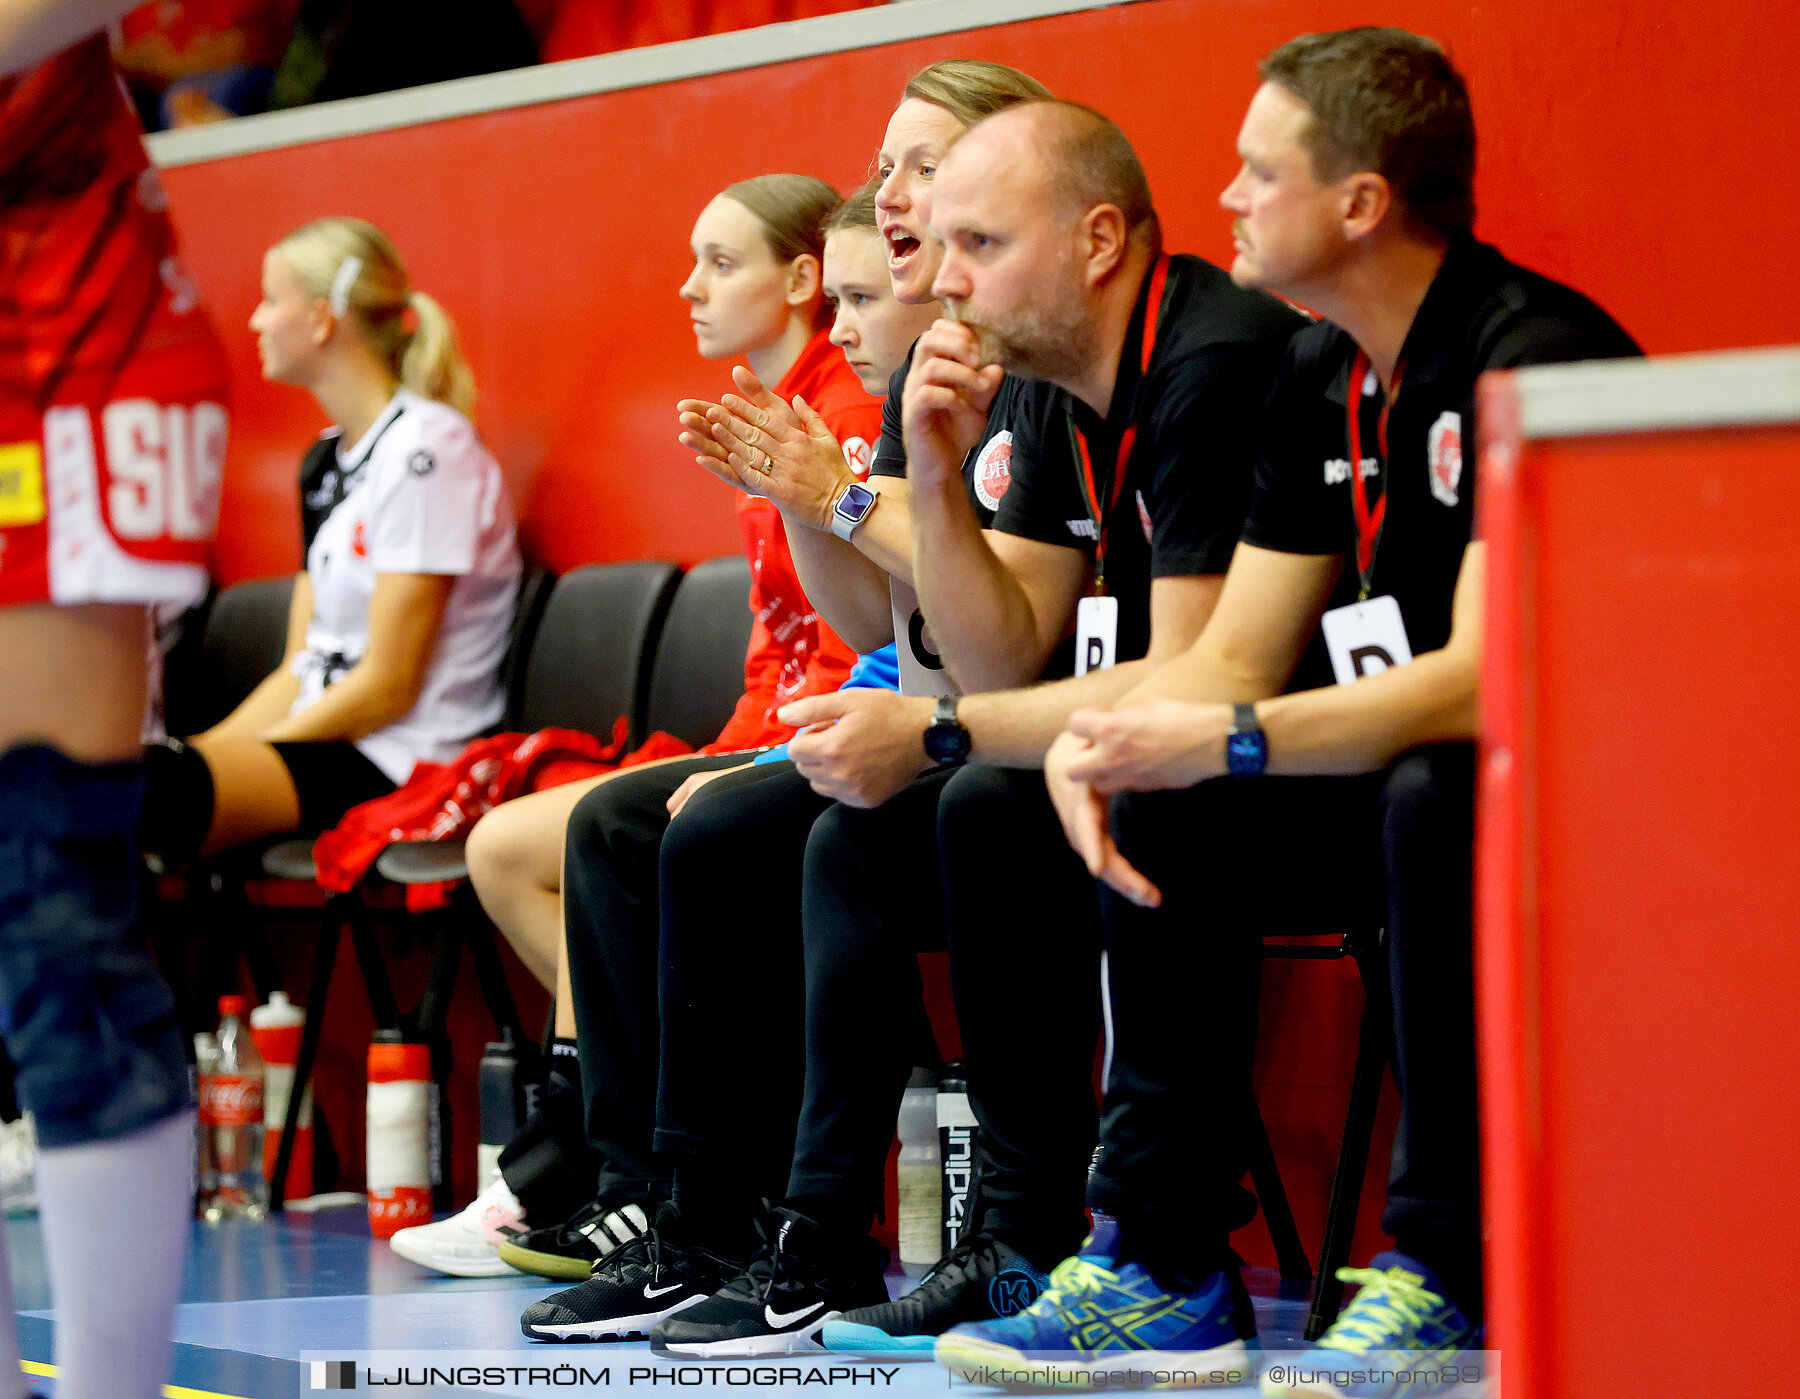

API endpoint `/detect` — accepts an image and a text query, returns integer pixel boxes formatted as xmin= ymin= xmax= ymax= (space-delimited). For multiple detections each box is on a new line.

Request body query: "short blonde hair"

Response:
xmin=902 ymin=59 xmax=1051 ymax=129
xmin=271 ymin=217 xmax=476 ymax=417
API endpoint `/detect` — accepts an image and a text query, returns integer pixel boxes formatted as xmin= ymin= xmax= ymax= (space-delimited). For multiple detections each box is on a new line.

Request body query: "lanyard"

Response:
xmin=1344 ymin=350 xmax=1402 ymax=601
xmin=1067 ymin=253 xmax=1169 ymax=596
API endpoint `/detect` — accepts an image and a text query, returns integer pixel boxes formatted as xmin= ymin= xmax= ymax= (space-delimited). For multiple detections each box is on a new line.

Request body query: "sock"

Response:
xmin=35 ymin=1112 xmax=191 ymax=1399
xmin=0 ymin=1219 xmax=26 ymax=1399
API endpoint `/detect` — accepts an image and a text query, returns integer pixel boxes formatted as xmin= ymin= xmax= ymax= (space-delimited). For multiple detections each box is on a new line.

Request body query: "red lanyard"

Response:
xmin=1069 ymin=253 xmax=1169 ymax=596
xmin=1345 ymin=349 xmax=1402 ymax=600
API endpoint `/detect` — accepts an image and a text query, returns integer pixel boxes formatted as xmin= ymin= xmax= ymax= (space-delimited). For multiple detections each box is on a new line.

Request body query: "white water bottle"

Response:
xmin=199 ymin=996 xmax=269 ymax=1222
xmin=367 ymin=1032 xmax=432 ymax=1239
xmin=897 ymin=1065 xmax=941 ymax=1267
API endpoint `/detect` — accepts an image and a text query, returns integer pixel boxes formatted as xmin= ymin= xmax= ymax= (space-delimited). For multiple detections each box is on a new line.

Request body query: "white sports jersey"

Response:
xmin=293 ymin=388 xmax=520 ymax=783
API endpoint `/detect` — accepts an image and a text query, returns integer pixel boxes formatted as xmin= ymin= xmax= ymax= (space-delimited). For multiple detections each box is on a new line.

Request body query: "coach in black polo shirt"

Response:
xmin=983 ymin=27 xmax=1639 ymax=1387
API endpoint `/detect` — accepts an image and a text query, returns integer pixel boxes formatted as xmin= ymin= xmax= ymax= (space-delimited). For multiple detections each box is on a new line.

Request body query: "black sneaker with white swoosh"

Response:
xmin=651 ymin=1205 xmax=890 ymax=1358
xmin=520 ymin=1207 xmax=743 ymax=1342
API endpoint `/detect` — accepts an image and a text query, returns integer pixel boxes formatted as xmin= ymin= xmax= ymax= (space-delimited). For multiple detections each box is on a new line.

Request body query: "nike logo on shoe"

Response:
xmin=763 ymin=1301 xmax=824 ymax=1330
xmin=644 ymin=1282 xmax=686 ymax=1299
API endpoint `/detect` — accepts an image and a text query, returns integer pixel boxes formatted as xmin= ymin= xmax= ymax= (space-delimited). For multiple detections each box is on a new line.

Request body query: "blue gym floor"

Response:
xmin=6 ymin=1205 xmax=1323 ymax=1397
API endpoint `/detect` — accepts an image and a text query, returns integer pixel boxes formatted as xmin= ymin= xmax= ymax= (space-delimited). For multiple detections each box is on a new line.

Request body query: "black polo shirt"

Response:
xmin=869 ymin=344 xmax=1021 ymax=532
xmin=992 ymin=253 xmax=1305 ymax=664
xmin=1244 ymin=236 xmax=1641 ymax=657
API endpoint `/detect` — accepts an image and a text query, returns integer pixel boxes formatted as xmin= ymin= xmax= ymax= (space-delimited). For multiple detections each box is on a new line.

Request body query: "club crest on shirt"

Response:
xmin=843 ymin=436 xmax=872 ymax=480
xmin=1135 ymin=489 xmax=1153 ymax=544
xmin=351 ymin=520 xmax=367 ymax=559
xmin=408 ymin=448 xmax=437 ymax=477
xmin=973 ymin=431 xmax=1014 ymax=511
xmin=1428 ymin=411 xmax=1463 ymax=507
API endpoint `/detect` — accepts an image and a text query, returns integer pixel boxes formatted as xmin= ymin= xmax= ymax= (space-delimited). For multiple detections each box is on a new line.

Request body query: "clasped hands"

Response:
xmin=677 ymin=365 xmax=855 ymax=528
xmin=1044 ymin=698 xmax=1235 ymax=909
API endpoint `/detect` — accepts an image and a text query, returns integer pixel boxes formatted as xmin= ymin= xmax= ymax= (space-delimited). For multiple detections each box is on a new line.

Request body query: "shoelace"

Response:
xmin=1319 ymin=1267 xmax=1445 ymax=1353
xmin=1026 ymin=1255 xmax=1118 ymax=1317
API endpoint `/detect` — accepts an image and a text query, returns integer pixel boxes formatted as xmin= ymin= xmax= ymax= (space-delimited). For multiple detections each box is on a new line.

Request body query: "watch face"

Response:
xmin=837 ymin=483 xmax=876 ymax=520
xmin=924 ymin=719 xmax=970 ymax=765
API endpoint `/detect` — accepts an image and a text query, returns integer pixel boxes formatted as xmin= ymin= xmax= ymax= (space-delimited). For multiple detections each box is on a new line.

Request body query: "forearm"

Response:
xmin=198 ymin=666 xmax=302 ymax=741
xmin=962 ymin=659 xmax=1153 ymax=768
xmin=781 ymin=517 xmax=898 ymax=654
xmin=910 ymin=475 xmax=1053 ymax=693
xmin=260 ymin=664 xmax=419 ymax=744
xmin=1255 ymin=647 xmax=1477 ymax=775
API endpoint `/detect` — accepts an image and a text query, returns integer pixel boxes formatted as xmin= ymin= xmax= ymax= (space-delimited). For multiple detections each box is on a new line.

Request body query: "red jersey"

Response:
xmin=703 ymin=327 xmax=882 ymax=754
xmin=0 ymin=36 xmax=229 ymax=606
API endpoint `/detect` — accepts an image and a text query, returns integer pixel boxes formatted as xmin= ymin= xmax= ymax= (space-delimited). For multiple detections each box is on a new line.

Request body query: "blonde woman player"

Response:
xmin=0 ymin=3 xmax=231 ymax=1396
xmin=142 ymin=217 xmax=521 ymax=863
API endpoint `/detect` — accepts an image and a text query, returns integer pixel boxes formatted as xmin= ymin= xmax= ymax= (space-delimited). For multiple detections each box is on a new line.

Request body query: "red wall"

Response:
xmin=160 ymin=0 xmax=1800 ymax=586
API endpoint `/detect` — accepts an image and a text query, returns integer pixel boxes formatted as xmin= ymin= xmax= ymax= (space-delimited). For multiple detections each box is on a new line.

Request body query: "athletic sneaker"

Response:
xmin=389 ymin=1173 xmax=526 ymax=1278
xmin=934 ymin=1219 xmax=1257 ymax=1387
xmin=651 ymin=1206 xmax=890 ymax=1358
xmin=0 ymin=1114 xmax=37 ymax=1217
xmin=498 ymin=1198 xmax=652 ymax=1280
xmin=1259 ymin=1252 xmax=1478 ymax=1399
xmin=520 ymin=1211 xmax=744 ymax=1343
xmin=821 ymin=1231 xmax=1048 ymax=1355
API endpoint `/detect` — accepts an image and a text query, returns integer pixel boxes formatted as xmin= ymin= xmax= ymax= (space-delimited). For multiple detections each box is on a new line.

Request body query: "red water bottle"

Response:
xmin=250 ymin=992 xmax=312 ymax=1199
xmin=367 ymin=1033 xmax=432 ymax=1238
xmin=199 ymin=995 xmax=269 ymax=1223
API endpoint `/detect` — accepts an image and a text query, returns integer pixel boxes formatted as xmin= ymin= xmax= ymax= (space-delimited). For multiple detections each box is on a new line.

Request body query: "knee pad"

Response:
xmin=0 ymin=744 xmax=190 ymax=1147
xmin=140 ymin=735 xmax=215 ymax=865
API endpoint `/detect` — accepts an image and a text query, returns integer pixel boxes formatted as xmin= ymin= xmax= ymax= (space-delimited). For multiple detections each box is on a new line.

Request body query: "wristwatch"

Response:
xmin=829 ymin=481 xmax=879 ymax=540
xmin=922 ymin=695 xmax=971 ymax=766
xmin=1225 ymin=702 xmax=1268 ymax=778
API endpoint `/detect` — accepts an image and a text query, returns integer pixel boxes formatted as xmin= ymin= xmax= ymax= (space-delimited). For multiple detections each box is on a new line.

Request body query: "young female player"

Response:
xmin=398 ymin=174 xmax=880 ymax=1279
xmin=142 ymin=217 xmax=521 ymax=862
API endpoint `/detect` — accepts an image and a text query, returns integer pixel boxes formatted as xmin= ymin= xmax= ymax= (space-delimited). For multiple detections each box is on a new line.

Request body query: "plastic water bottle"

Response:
xmin=250 ymin=992 xmax=312 ymax=1199
xmin=897 ymin=1065 xmax=941 ymax=1267
xmin=192 ymin=1031 xmax=216 ymax=1211
xmin=938 ymin=1061 xmax=978 ymax=1254
xmin=199 ymin=996 xmax=269 ymax=1222
xmin=367 ymin=1032 xmax=433 ymax=1239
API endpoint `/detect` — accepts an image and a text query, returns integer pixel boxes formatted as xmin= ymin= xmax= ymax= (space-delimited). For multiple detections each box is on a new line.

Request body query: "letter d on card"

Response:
xmin=1075 ymin=595 xmax=1118 ymax=676
xmin=1321 ymin=595 xmax=1413 ymax=685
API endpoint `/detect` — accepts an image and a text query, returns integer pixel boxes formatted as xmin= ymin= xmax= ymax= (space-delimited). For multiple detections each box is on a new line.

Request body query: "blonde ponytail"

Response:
xmin=270 ymin=217 xmax=477 ymax=416
xmin=401 ymin=289 xmax=476 ymax=418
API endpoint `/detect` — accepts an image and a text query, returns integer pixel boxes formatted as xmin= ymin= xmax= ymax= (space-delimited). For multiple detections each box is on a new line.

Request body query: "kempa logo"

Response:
xmin=1066 ymin=519 xmax=1099 ymax=539
xmin=311 ymin=1359 xmax=355 ymax=1390
xmin=1324 ymin=457 xmax=1380 ymax=486
xmin=988 ymin=1269 xmax=1041 ymax=1316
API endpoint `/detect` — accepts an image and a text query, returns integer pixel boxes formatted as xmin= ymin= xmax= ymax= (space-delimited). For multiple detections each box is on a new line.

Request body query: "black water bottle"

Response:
xmin=478 ymin=1031 xmax=537 ymax=1192
xmin=938 ymin=1061 xmax=979 ymax=1254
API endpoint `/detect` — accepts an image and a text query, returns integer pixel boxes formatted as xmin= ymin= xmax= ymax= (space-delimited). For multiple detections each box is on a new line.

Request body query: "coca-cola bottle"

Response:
xmin=198 ymin=995 xmax=269 ymax=1222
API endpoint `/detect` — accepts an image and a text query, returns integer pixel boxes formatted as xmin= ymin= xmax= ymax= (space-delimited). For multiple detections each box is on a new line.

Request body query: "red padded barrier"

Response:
xmin=1480 ymin=379 xmax=1800 ymax=1394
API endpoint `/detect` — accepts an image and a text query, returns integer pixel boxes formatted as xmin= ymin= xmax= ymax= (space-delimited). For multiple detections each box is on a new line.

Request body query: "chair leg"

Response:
xmin=345 ymin=896 xmax=397 ymax=1029
xmin=1246 ymin=1092 xmax=1313 ymax=1296
xmin=416 ymin=911 xmax=466 ymax=1211
xmin=270 ymin=908 xmax=340 ymax=1212
xmin=457 ymin=884 xmax=521 ymax=1040
xmin=1305 ymin=938 xmax=1393 ymax=1340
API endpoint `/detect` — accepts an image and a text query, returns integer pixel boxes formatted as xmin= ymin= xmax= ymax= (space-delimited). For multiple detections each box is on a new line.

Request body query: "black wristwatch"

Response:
xmin=922 ymin=695 xmax=971 ymax=766
xmin=1225 ymin=702 xmax=1268 ymax=778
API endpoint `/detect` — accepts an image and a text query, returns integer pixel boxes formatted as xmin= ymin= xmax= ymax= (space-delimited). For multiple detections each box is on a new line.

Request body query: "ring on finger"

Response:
xmin=760 ymin=451 xmax=775 ymax=474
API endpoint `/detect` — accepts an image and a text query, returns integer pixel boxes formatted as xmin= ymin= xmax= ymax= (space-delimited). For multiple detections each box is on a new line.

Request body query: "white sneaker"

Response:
xmin=389 ymin=1174 xmax=526 ymax=1277
xmin=0 ymin=1114 xmax=36 ymax=1217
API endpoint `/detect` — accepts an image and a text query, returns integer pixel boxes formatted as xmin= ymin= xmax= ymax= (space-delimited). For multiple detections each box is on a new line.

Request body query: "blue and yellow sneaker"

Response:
xmin=1258 ymin=1252 xmax=1479 ymax=1398
xmin=934 ymin=1221 xmax=1257 ymax=1389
